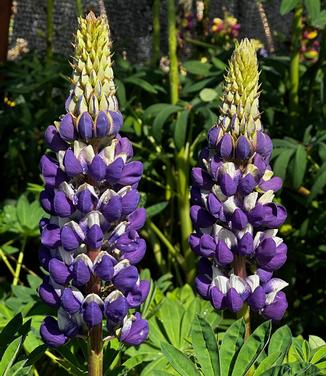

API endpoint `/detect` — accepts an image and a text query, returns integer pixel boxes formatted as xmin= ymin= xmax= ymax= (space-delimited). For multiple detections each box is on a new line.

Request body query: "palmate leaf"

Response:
xmin=232 ymin=321 xmax=272 ymax=376
xmin=219 ymin=319 xmax=246 ymax=376
xmin=191 ymin=315 xmax=220 ymax=376
xmin=161 ymin=343 xmax=199 ymax=376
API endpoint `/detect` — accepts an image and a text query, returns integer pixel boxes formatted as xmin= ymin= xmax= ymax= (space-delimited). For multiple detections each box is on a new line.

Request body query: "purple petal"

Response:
xmin=95 ymin=111 xmax=109 ymax=137
xmin=59 ymin=113 xmax=77 ymax=142
xmin=120 ymin=312 xmax=149 ymax=345
xmin=116 ymin=137 xmax=133 ymax=159
xmin=83 ymin=301 xmax=103 ymax=327
xmin=48 ymin=258 xmax=71 ymax=285
xmin=63 ymin=149 xmax=83 ymax=177
xmin=248 ymin=204 xmax=265 ymax=227
xmin=231 ymin=208 xmax=248 ymax=230
xmin=78 ymin=112 xmax=93 ymax=142
xmin=101 ymin=195 xmax=122 ymax=222
xmin=41 ymin=224 xmax=61 ymax=248
xmin=61 ymin=288 xmax=82 ymax=314
xmin=259 ymin=177 xmax=283 ymax=192
xmin=190 ymin=205 xmax=216 ymax=228
xmin=256 ymin=268 xmax=273 ymax=283
xmin=237 ymin=233 xmax=254 ymax=256
xmin=61 ymin=225 xmax=83 ymax=251
xmin=210 ymin=286 xmax=225 ymax=309
xmin=238 ymin=174 xmax=257 ymax=195
xmin=262 ymin=291 xmax=288 ymax=320
xmin=121 ymin=190 xmax=140 ymax=216
xmin=89 ymin=155 xmax=107 ymax=181
xmin=53 ymin=191 xmax=74 ymax=217
xmin=118 ymin=161 xmax=143 ymax=186
xmin=76 ymin=189 xmax=95 ymax=213
xmin=94 ymin=254 xmax=116 ymax=281
xmin=105 ymin=296 xmax=128 ymax=325
xmin=208 ymin=126 xmax=222 ymax=146
xmin=109 ymin=111 xmax=123 ymax=134
xmin=39 ymin=246 xmax=51 ymax=270
xmin=217 ymin=133 xmax=233 ymax=159
xmin=72 ymin=259 xmax=91 ymax=286
xmin=195 ymin=274 xmax=211 ymax=299
xmin=113 ymin=265 xmax=138 ymax=292
xmin=226 ymin=288 xmax=243 ymax=312
xmin=127 ymin=208 xmax=146 ymax=231
xmin=235 ymin=135 xmax=252 ymax=160
xmin=45 ymin=125 xmax=68 ymax=152
xmin=86 ymin=224 xmax=103 ymax=249
xmin=40 ymin=317 xmax=67 ymax=347
xmin=207 ymin=193 xmax=222 ymax=218
xmin=199 ymin=234 xmax=216 ymax=257
xmin=263 ymin=203 xmax=287 ymax=228
xmin=215 ymin=240 xmax=234 ymax=266
xmin=106 ymin=157 xmax=124 ymax=182
xmin=39 ymin=277 xmax=60 ymax=307
xmin=191 ymin=168 xmax=213 ymax=189
xmin=40 ymin=189 xmax=54 ymax=214
xmin=247 ymin=286 xmax=265 ymax=311
xmin=219 ymin=173 xmax=238 ymax=196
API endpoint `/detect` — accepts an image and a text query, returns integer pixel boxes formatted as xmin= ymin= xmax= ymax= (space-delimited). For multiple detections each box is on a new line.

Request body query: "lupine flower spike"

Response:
xmin=189 ymin=39 xmax=288 ymax=323
xmin=38 ymin=12 xmax=149 ymax=351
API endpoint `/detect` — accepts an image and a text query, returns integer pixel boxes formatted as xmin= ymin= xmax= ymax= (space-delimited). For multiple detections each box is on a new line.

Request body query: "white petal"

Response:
xmin=265 ymin=229 xmax=278 ymax=237
xmin=261 ymin=169 xmax=273 ymax=181
xmin=74 ymin=253 xmax=93 ymax=269
xmin=73 ymin=140 xmax=87 ymax=156
xmin=221 ymin=162 xmax=237 ymax=178
xmin=79 ymin=144 xmax=95 ymax=164
xmin=246 ymin=274 xmax=260 ymax=292
xmin=57 ymin=150 xmax=65 ymax=171
xmin=244 ymin=192 xmax=258 ymax=212
xmin=117 ymin=186 xmax=132 ymax=197
xmin=214 ymin=275 xmax=229 ymax=294
xmin=113 ymin=259 xmax=130 ymax=275
xmin=101 ymin=139 xmax=118 ymax=164
xmin=83 ymin=293 xmax=104 ymax=306
xmin=212 ymin=184 xmax=227 ymax=202
xmin=60 ymin=182 xmax=75 ymax=201
xmin=253 ymin=231 xmax=264 ymax=249
xmin=229 ymin=274 xmax=247 ymax=294
xmin=265 ymin=278 xmax=289 ymax=305
xmin=214 ymin=225 xmax=237 ymax=248
xmin=258 ymin=190 xmax=274 ymax=205
xmin=223 ymin=196 xmax=237 ymax=213
xmin=105 ymin=290 xmax=124 ymax=303
xmin=58 ymin=247 xmax=74 ymax=265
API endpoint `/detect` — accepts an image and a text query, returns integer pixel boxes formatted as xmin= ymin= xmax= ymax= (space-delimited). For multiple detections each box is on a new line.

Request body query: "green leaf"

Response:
xmin=174 ymin=109 xmax=190 ymax=150
xmin=143 ymin=103 xmax=172 ymax=120
xmin=16 ymin=195 xmax=29 ymax=228
xmin=311 ymin=345 xmax=326 ymax=364
xmin=183 ymin=60 xmax=212 ymax=76
xmin=232 ymin=321 xmax=272 ymax=376
xmin=191 ymin=315 xmax=220 ymax=376
xmin=152 ymin=105 xmax=181 ymax=142
xmin=309 ymin=170 xmax=326 ymax=201
xmin=125 ymin=76 xmax=158 ymax=94
xmin=219 ymin=319 xmax=245 ymax=376
xmin=1 ymin=245 xmax=19 ymax=255
xmin=280 ymin=0 xmax=301 ymax=15
xmin=0 ymin=313 xmax=22 ymax=358
xmin=312 ymin=9 xmax=326 ymax=28
xmin=253 ymin=352 xmax=285 ymax=376
xmin=161 ymin=342 xmax=199 ymax=376
xmin=199 ymin=88 xmax=218 ymax=102
xmin=116 ymin=79 xmax=126 ymax=108
xmin=291 ymin=144 xmax=307 ymax=189
xmin=304 ymin=0 xmax=320 ymax=21
xmin=146 ymin=202 xmax=168 ymax=218
xmin=211 ymin=57 xmax=227 ymax=70
xmin=273 ymin=149 xmax=295 ymax=181
xmin=309 ymin=335 xmax=326 ymax=349
xmin=269 ymin=325 xmax=292 ymax=361
xmin=0 ymin=336 xmax=24 ymax=376
xmin=159 ymin=299 xmax=183 ymax=347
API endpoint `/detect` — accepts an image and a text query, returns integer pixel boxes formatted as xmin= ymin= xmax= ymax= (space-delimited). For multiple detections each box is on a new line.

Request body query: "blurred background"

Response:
xmin=0 ymin=0 xmax=325 ymax=355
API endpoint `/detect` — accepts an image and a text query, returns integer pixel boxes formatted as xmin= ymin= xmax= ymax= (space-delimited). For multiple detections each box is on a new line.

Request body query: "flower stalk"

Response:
xmin=151 ymin=0 xmax=161 ymax=65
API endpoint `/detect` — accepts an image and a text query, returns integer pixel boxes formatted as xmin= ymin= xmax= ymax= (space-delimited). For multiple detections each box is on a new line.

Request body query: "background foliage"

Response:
xmin=0 ymin=0 xmax=326 ymax=374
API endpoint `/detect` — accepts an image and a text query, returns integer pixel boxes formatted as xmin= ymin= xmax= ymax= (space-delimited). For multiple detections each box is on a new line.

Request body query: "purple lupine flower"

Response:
xmin=38 ymin=12 xmax=149 ymax=347
xmin=189 ymin=39 xmax=288 ymax=320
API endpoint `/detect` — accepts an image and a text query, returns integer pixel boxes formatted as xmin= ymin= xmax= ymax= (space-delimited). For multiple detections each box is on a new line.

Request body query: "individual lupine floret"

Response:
xmin=38 ymin=12 xmax=149 ymax=348
xmin=189 ymin=39 xmax=288 ymax=320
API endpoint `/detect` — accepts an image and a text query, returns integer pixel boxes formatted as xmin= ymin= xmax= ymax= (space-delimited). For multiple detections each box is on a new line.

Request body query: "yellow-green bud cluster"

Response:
xmin=68 ymin=11 xmax=118 ymax=117
xmin=219 ymin=39 xmax=261 ymax=138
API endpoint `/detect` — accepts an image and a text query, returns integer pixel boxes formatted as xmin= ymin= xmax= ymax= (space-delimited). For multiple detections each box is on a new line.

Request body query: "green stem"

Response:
xmin=87 ymin=249 xmax=103 ymax=376
xmin=13 ymin=237 xmax=26 ymax=286
xmin=151 ymin=0 xmax=160 ymax=65
xmin=175 ymin=146 xmax=195 ymax=283
xmin=0 ymin=248 xmax=16 ymax=277
xmin=167 ymin=0 xmax=179 ymax=105
xmin=46 ymin=0 xmax=54 ymax=60
xmin=289 ymin=5 xmax=303 ymax=130
xmin=76 ymin=0 xmax=83 ymax=17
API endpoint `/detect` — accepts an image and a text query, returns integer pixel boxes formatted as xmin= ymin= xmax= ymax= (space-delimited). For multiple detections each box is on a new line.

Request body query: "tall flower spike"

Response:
xmin=39 ymin=12 xmax=149 ymax=349
xmin=190 ymin=39 xmax=288 ymax=321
